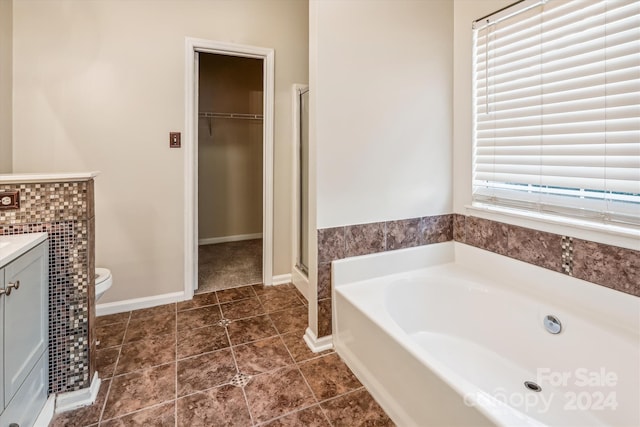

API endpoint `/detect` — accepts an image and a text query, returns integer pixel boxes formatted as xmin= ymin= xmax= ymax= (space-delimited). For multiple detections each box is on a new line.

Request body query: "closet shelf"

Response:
xmin=199 ymin=112 xmax=263 ymax=120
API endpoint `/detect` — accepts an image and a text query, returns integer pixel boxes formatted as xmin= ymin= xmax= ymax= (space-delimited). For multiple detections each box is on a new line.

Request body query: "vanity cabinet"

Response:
xmin=0 ymin=240 xmax=49 ymax=427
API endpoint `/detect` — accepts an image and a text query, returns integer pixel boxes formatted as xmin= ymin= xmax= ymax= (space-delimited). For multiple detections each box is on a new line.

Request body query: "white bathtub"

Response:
xmin=332 ymin=242 xmax=640 ymax=427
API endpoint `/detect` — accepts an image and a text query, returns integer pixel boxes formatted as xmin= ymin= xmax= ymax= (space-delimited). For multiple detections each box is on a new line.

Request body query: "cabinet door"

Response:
xmin=0 ymin=266 xmax=4 ymax=411
xmin=3 ymin=242 xmax=48 ymax=404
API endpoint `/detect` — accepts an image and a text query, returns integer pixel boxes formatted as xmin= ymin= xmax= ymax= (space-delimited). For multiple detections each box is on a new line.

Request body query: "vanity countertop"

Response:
xmin=0 ymin=171 xmax=99 ymax=184
xmin=0 ymin=233 xmax=48 ymax=268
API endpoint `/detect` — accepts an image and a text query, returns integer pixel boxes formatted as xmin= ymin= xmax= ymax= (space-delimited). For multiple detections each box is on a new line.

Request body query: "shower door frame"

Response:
xmin=291 ymin=84 xmax=310 ymax=299
xmin=183 ymin=38 xmax=275 ymax=299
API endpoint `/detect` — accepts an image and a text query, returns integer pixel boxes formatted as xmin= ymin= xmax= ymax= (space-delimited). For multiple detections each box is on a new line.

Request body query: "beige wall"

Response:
xmin=12 ymin=0 xmax=309 ymax=302
xmin=198 ymin=54 xmax=263 ymax=240
xmin=0 ymin=0 xmax=11 ymax=173
xmin=312 ymin=0 xmax=454 ymax=229
xmin=308 ymin=0 xmax=453 ymax=335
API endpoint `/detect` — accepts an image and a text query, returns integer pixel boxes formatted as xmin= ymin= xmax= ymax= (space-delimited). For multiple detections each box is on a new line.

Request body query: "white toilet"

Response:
xmin=95 ymin=268 xmax=112 ymax=302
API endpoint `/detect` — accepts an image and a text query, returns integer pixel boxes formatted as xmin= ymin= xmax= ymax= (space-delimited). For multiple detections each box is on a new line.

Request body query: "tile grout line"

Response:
xmin=97 ymin=310 xmax=131 ymax=426
xmin=174 ymin=303 xmax=178 ymax=427
xmin=316 ymin=385 xmax=367 ymax=406
xmin=273 ymin=328 xmax=335 ymax=427
xmin=100 ymin=400 xmax=177 ymax=425
xmin=216 ymin=289 xmax=257 ymax=426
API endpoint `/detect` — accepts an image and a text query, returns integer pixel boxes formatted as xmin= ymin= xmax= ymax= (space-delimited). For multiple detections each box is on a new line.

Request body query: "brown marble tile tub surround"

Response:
xmin=51 ymin=283 xmax=394 ymax=426
xmin=454 ymin=214 xmax=640 ymax=296
xmin=345 ymin=222 xmax=385 ymax=257
xmin=573 ymin=239 xmax=640 ymax=296
xmin=317 ymin=213 xmax=639 ymax=339
xmin=0 ymin=179 xmax=95 ymax=393
xmin=464 ymin=216 xmax=509 ymax=256
xmin=316 ymin=214 xmax=454 ymax=337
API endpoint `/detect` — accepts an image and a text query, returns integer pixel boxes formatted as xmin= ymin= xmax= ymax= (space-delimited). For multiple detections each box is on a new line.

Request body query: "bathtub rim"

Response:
xmin=333 ymin=242 xmax=639 ymax=338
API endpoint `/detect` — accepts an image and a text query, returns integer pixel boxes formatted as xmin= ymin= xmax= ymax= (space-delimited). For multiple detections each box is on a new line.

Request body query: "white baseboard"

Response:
xmin=96 ymin=276 xmax=294 ymax=317
xmin=55 ymin=372 xmax=101 ymax=414
xmin=303 ymin=327 xmax=333 ymax=353
xmin=96 ymin=291 xmax=185 ymax=316
xmin=199 ymin=233 xmax=263 ymax=245
xmin=271 ymin=273 xmax=292 ymax=285
xmin=291 ymin=267 xmax=309 ymax=301
xmin=34 ymin=395 xmax=56 ymax=427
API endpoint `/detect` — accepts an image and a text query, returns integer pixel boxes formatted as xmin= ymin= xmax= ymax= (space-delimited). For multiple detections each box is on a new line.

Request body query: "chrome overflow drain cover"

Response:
xmin=524 ymin=381 xmax=542 ymax=392
xmin=544 ymin=314 xmax=562 ymax=334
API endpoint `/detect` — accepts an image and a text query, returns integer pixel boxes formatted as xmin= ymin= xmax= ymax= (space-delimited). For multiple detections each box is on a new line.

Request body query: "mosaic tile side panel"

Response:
xmin=0 ymin=221 xmax=91 ymax=393
xmin=88 ymin=216 xmax=97 ymax=383
xmin=0 ymin=181 xmax=89 ymax=224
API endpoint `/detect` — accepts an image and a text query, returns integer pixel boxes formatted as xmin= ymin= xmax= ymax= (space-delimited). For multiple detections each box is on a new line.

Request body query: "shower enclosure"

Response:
xmin=295 ymin=86 xmax=309 ymax=276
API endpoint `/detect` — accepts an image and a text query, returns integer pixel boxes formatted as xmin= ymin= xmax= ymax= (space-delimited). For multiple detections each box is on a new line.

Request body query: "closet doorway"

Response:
xmin=184 ymin=39 xmax=275 ymax=297
xmin=197 ymin=53 xmax=263 ymax=293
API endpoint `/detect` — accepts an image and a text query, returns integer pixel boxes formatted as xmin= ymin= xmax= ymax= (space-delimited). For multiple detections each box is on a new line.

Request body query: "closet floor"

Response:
xmin=198 ymin=239 xmax=263 ymax=293
xmin=50 ymin=283 xmax=394 ymax=426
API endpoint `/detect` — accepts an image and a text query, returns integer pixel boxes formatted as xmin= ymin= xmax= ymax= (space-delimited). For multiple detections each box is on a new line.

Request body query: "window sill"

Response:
xmin=465 ymin=203 xmax=640 ymax=252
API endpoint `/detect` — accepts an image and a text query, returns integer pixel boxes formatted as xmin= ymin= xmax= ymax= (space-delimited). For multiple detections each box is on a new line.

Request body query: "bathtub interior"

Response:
xmin=332 ymin=242 xmax=640 ymax=427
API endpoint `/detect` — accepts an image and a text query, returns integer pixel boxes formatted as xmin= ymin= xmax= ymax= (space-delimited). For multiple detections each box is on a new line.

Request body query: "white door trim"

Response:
xmin=184 ymin=37 xmax=275 ymax=300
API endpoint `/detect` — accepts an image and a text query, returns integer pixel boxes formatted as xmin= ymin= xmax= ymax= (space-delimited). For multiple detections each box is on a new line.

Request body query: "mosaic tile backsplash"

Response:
xmin=316 ymin=213 xmax=639 ymax=338
xmin=0 ymin=180 xmax=95 ymax=393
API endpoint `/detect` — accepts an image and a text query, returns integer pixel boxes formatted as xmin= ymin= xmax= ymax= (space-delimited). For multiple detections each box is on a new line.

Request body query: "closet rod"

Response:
xmin=199 ymin=112 xmax=263 ymax=120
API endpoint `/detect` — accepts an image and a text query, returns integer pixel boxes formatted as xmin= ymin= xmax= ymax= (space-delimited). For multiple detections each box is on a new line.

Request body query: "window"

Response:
xmin=472 ymin=0 xmax=640 ymax=228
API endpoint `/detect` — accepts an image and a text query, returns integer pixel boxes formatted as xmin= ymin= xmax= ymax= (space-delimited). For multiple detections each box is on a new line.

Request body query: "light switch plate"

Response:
xmin=0 ymin=191 xmax=20 ymax=210
xmin=170 ymin=132 xmax=181 ymax=148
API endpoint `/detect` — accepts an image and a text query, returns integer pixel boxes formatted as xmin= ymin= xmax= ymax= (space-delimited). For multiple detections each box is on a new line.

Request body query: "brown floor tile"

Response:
xmin=102 ymin=363 xmax=175 ymax=420
xmin=124 ymin=314 xmax=176 ymax=344
xmin=261 ymin=404 xmax=330 ymax=427
xmin=244 ymin=366 xmax=316 ymax=423
xmin=217 ymin=285 xmax=257 ymax=303
xmin=227 ymin=315 xmax=278 ymax=346
xmin=178 ymin=292 xmax=218 ymax=311
xmin=115 ymin=333 xmax=176 ymax=375
xmin=177 ymin=348 xmax=236 ymax=396
xmin=252 ymin=283 xmax=295 ymax=295
xmin=177 ymin=384 xmax=252 ymax=427
xmin=130 ymin=303 xmax=176 ymax=320
xmin=49 ymin=379 xmax=110 ymax=427
xmin=177 ymin=305 xmax=222 ymax=331
xmin=96 ymin=312 xmax=130 ymax=328
xmin=96 ymin=347 xmax=120 ymax=378
xmin=293 ymin=289 xmax=308 ymax=306
xmin=320 ymin=388 xmax=394 ymax=426
xmin=234 ymin=336 xmax=294 ymax=375
xmin=280 ymin=330 xmax=333 ymax=364
xmin=220 ymin=296 xmax=265 ymax=320
xmin=96 ymin=322 xmax=127 ymax=349
xmin=258 ymin=288 xmax=304 ymax=313
xmin=269 ymin=305 xmax=308 ymax=334
xmin=177 ymin=325 xmax=229 ymax=359
xmin=100 ymin=402 xmax=175 ymax=427
xmin=299 ymin=353 xmax=361 ymax=401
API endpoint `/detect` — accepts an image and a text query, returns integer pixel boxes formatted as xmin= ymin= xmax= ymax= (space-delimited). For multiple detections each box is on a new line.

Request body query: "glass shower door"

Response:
xmin=298 ymin=88 xmax=309 ymax=275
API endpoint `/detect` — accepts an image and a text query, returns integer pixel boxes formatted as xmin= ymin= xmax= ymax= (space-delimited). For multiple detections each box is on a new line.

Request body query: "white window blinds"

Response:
xmin=472 ymin=0 xmax=640 ymax=227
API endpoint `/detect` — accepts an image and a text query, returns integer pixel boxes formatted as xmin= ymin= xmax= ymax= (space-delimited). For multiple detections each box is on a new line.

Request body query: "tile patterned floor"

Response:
xmin=50 ymin=284 xmax=394 ymax=427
